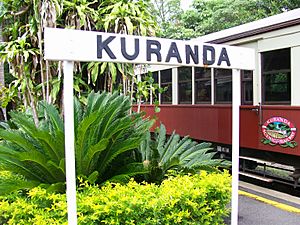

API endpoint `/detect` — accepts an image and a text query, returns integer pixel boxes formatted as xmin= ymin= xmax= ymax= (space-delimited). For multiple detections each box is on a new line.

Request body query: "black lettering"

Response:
xmin=203 ymin=45 xmax=215 ymax=65
xmin=217 ymin=47 xmax=231 ymax=66
xmin=121 ymin=37 xmax=139 ymax=60
xmin=186 ymin=45 xmax=199 ymax=64
xmin=146 ymin=40 xmax=162 ymax=62
xmin=97 ymin=35 xmax=116 ymax=59
xmin=166 ymin=42 xmax=182 ymax=63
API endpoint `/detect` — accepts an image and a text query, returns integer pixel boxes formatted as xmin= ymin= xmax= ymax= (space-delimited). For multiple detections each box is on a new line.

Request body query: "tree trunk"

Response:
xmin=37 ymin=25 xmax=46 ymax=101
xmin=0 ymin=25 xmax=7 ymax=120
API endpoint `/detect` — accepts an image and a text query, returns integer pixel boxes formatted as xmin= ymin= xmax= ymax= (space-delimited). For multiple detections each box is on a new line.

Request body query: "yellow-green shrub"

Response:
xmin=0 ymin=171 xmax=231 ymax=225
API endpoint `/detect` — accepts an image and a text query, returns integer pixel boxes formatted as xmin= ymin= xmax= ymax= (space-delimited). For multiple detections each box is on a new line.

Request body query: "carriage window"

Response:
xmin=139 ymin=71 xmax=159 ymax=104
xmin=262 ymin=48 xmax=291 ymax=104
xmin=195 ymin=67 xmax=211 ymax=104
xmin=241 ymin=70 xmax=253 ymax=105
xmin=178 ymin=67 xmax=192 ymax=104
xmin=161 ymin=69 xmax=172 ymax=104
xmin=215 ymin=69 xmax=232 ymax=103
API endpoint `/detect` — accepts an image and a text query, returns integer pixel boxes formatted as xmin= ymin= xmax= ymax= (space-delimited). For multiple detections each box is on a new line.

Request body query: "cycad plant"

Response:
xmin=139 ymin=124 xmax=230 ymax=183
xmin=0 ymin=91 xmax=153 ymax=194
xmin=74 ymin=91 xmax=153 ymax=183
xmin=0 ymin=102 xmax=66 ymax=194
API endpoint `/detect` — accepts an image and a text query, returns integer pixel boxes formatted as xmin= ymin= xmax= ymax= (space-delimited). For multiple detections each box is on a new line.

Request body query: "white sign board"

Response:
xmin=44 ymin=28 xmax=254 ymax=70
xmin=44 ymin=28 xmax=255 ymax=225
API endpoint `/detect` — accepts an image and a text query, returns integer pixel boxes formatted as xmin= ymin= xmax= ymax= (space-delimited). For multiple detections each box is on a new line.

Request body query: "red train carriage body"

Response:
xmin=137 ymin=105 xmax=300 ymax=167
xmin=136 ymin=8 xmax=300 ymax=168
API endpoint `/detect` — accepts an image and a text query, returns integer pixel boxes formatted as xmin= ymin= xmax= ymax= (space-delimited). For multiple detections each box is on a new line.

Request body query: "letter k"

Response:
xmin=97 ymin=35 xmax=116 ymax=59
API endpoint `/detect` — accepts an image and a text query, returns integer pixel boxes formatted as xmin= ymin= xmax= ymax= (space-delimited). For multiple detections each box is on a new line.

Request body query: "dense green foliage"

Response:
xmin=0 ymin=172 xmax=231 ymax=225
xmin=139 ymin=124 xmax=230 ymax=183
xmin=0 ymin=101 xmax=66 ymax=193
xmin=0 ymin=0 xmax=157 ymax=116
xmin=188 ymin=0 xmax=300 ymax=35
xmin=74 ymin=91 xmax=153 ymax=184
xmin=154 ymin=0 xmax=300 ymax=39
xmin=0 ymin=91 xmax=153 ymax=194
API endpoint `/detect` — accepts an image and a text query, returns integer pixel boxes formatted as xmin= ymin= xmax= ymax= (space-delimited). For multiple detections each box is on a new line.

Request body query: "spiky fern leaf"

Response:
xmin=139 ymin=124 xmax=231 ymax=183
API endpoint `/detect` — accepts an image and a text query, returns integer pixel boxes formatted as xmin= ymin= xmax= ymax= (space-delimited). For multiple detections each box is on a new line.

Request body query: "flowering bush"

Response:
xmin=0 ymin=171 xmax=231 ymax=225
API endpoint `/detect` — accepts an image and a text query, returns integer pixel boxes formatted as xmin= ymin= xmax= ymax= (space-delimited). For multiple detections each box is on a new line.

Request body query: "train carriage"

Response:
xmin=136 ymin=8 xmax=300 ymax=173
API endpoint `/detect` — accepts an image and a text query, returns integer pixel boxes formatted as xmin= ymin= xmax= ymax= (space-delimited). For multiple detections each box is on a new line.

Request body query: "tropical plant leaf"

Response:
xmin=138 ymin=123 xmax=230 ymax=183
xmin=17 ymin=151 xmax=59 ymax=183
xmin=39 ymin=101 xmax=64 ymax=133
xmin=157 ymin=124 xmax=167 ymax=156
xmin=0 ymin=154 xmax=45 ymax=182
xmin=107 ymin=163 xmax=147 ymax=184
xmin=0 ymin=91 xmax=153 ymax=194
xmin=9 ymin=111 xmax=37 ymax=136
xmin=83 ymin=138 xmax=109 ymax=174
xmin=0 ymin=179 xmax=39 ymax=195
xmin=87 ymin=171 xmax=99 ymax=184
xmin=140 ymin=131 xmax=152 ymax=161
xmin=74 ymin=91 xmax=153 ymax=184
xmin=34 ymin=130 xmax=64 ymax=161
xmin=0 ymin=129 xmax=37 ymax=153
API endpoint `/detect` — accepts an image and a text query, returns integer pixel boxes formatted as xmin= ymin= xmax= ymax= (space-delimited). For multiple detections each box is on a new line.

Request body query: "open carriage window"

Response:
xmin=262 ymin=48 xmax=291 ymax=105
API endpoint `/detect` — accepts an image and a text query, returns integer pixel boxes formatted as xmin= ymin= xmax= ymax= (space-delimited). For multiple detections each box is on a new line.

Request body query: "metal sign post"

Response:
xmin=44 ymin=28 xmax=255 ymax=225
xmin=231 ymin=69 xmax=241 ymax=225
xmin=63 ymin=61 xmax=77 ymax=224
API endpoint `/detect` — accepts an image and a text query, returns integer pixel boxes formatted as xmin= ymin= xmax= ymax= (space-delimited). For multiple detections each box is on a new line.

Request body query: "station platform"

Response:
xmin=224 ymin=181 xmax=300 ymax=225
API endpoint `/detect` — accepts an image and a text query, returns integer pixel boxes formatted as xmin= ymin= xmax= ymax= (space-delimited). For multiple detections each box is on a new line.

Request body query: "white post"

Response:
xmin=192 ymin=67 xmax=195 ymax=105
xmin=158 ymin=71 xmax=161 ymax=104
xmin=172 ymin=67 xmax=178 ymax=105
xmin=211 ymin=68 xmax=215 ymax=105
xmin=63 ymin=61 xmax=77 ymax=225
xmin=231 ymin=69 xmax=241 ymax=225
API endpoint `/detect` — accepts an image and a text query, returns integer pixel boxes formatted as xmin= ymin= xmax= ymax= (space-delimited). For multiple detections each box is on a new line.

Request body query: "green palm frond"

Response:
xmin=34 ymin=130 xmax=63 ymax=162
xmin=75 ymin=91 xmax=154 ymax=184
xmin=39 ymin=101 xmax=64 ymax=133
xmin=74 ymin=97 xmax=83 ymax=131
xmin=0 ymin=178 xmax=40 ymax=195
xmin=140 ymin=131 xmax=152 ymax=161
xmin=9 ymin=111 xmax=37 ymax=136
xmin=75 ymin=111 xmax=101 ymax=172
xmin=0 ymin=129 xmax=37 ymax=153
xmin=97 ymin=136 xmax=146 ymax=176
xmin=17 ymin=151 xmax=60 ymax=182
xmin=83 ymin=138 xmax=109 ymax=175
xmin=139 ymin=124 xmax=231 ymax=183
xmin=0 ymin=154 xmax=46 ymax=182
xmin=0 ymin=91 xmax=154 ymax=194
xmin=0 ymin=101 xmax=65 ymax=193
xmin=180 ymin=142 xmax=212 ymax=160
xmin=107 ymin=162 xmax=147 ymax=184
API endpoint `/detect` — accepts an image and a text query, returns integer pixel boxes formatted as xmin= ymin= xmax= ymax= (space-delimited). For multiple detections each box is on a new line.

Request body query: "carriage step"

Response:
xmin=239 ymin=171 xmax=273 ymax=183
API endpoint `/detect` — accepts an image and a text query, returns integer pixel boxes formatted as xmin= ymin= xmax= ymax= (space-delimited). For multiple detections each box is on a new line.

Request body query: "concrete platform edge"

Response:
xmin=239 ymin=181 xmax=300 ymax=213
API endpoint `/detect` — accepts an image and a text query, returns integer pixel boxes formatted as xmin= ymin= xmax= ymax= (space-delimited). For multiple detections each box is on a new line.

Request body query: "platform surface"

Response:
xmin=224 ymin=181 xmax=300 ymax=225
